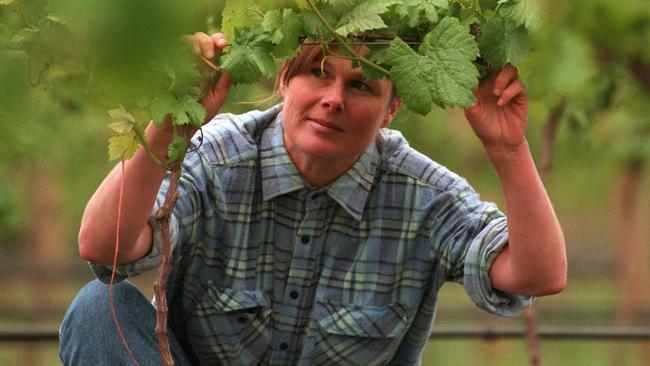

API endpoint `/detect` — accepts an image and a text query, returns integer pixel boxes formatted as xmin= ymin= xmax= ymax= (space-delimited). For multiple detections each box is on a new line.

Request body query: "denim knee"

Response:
xmin=59 ymin=279 xmax=159 ymax=365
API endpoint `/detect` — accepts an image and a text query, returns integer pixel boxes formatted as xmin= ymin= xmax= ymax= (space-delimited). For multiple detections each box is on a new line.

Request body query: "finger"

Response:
xmin=181 ymin=34 xmax=194 ymax=45
xmin=497 ymin=79 xmax=525 ymax=107
xmin=210 ymin=33 xmax=228 ymax=59
xmin=493 ymin=64 xmax=518 ymax=96
xmin=210 ymin=33 xmax=228 ymax=49
xmin=187 ymin=32 xmax=208 ymax=56
xmin=197 ymin=33 xmax=215 ymax=59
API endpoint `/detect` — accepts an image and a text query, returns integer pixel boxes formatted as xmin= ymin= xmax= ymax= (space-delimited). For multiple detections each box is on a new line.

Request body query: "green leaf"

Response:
xmin=0 ymin=0 xmax=15 ymax=6
xmin=293 ymin=0 xmax=309 ymax=9
xmin=275 ymin=9 xmax=303 ymax=57
xmin=323 ymin=0 xmax=358 ymax=14
xmin=419 ymin=0 xmax=448 ymax=24
xmin=167 ymin=135 xmax=188 ymax=163
xmin=262 ymin=9 xmax=284 ymax=44
xmin=220 ymin=28 xmax=276 ymax=84
xmin=263 ymin=9 xmax=303 ymax=57
xmin=393 ymin=0 xmax=447 ymax=27
xmin=108 ymin=131 xmax=139 ymax=161
xmin=480 ymin=0 xmax=499 ymax=11
xmin=335 ymin=0 xmax=400 ymax=36
xmin=393 ymin=0 xmax=421 ymax=28
xmin=386 ymin=16 xmax=479 ymax=113
xmin=386 ymin=40 xmax=436 ymax=114
xmin=300 ymin=8 xmax=337 ymax=39
xmin=173 ymin=95 xmax=206 ymax=127
xmin=150 ymin=93 xmax=175 ymax=125
xmin=108 ymin=105 xmax=136 ymax=133
xmin=479 ymin=16 xmax=531 ymax=67
xmin=362 ymin=46 xmax=391 ymax=80
xmin=221 ymin=0 xmax=263 ymax=41
xmin=497 ymin=0 xmax=541 ymax=30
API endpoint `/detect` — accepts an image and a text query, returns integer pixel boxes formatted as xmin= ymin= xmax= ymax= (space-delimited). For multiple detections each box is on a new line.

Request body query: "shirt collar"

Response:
xmin=260 ymin=113 xmax=307 ymax=200
xmin=259 ymin=112 xmax=380 ymax=221
xmin=326 ymin=142 xmax=379 ymax=221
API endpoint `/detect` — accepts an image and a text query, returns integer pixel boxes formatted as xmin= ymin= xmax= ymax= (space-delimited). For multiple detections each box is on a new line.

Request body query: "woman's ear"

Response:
xmin=382 ymin=97 xmax=402 ymax=128
xmin=278 ymin=72 xmax=288 ymax=97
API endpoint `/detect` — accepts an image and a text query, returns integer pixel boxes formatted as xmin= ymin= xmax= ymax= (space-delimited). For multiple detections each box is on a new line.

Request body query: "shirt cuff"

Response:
xmin=89 ymin=213 xmax=180 ymax=284
xmin=463 ymin=217 xmax=534 ymax=317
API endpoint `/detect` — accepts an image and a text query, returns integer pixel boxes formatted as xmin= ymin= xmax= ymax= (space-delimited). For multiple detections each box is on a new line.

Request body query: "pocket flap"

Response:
xmin=315 ymin=301 xmax=408 ymax=338
xmin=206 ymin=285 xmax=270 ymax=313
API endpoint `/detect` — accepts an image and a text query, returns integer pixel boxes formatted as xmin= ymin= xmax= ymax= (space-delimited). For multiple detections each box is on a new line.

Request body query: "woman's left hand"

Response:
xmin=463 ymin=64 xmax=528 ymax=154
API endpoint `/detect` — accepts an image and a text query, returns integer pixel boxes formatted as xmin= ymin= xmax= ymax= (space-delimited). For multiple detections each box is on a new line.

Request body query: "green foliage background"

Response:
xmin=0 ymin=0 xmax=649 ymax=364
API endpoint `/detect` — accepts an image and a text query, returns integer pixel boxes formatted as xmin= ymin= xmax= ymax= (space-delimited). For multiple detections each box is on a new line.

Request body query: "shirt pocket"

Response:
xmin=306 ymin=300 xmax=409 ymax=366
xmin=189 ymin=282 xmax=272 ymax=365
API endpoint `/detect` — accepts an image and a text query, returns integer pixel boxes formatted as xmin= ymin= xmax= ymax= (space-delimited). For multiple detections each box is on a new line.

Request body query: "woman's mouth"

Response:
xmin=307 ymin=118 xmax=344 ymax=132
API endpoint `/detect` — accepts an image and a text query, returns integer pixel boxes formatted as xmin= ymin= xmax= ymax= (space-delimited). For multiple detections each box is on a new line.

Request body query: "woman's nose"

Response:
xmin=320 ymin=83 xmax=344 ymax=112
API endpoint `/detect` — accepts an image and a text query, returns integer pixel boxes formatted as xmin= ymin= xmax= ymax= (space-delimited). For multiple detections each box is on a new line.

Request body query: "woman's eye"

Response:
xmin=311 ymin=68 xmax=325 ymax=78
xmin=351 ymin=80 xmax=371 ymax=92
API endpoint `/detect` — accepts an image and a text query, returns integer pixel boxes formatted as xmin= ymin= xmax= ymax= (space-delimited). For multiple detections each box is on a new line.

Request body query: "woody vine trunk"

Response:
xmin=153 ymin=161 xmax=183 ymax=366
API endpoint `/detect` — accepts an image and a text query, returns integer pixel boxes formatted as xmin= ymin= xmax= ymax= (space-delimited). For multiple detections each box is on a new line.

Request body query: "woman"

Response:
xmin=60 ymin=33 xmax=566 ymax=365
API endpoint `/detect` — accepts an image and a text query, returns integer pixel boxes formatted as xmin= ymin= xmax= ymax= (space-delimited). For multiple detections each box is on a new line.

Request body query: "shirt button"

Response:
xmin=301 ymin=236 xmax=310 ymax=244
xmin=289 ymin=290 xmax=299 ymax=299
xmin=279 ymin=342 xmax=289 ymax=350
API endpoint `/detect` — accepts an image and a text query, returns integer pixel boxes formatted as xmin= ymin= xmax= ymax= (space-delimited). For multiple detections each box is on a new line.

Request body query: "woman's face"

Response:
xmin=280 ymin=56 xmax=401 ymax=173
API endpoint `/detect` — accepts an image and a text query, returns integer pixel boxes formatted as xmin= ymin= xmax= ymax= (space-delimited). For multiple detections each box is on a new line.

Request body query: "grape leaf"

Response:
xmin=221 ymin=0 xmax=263 ymax=41
xmin=300 ymin=7 xmax=337 ymax=39
xmin=167 ymin=135 xmax=188 ymax=163
xmin=263 ymin=9 xmax=303 ymax=57
xmin=173 ymin=95 xmax=206 ymax=127
xmin=385 ymin=41 xmax=436 ymax=114
xmin=322 ymin=0 xmax=358 ymax=14
xmin=108 ymin=105 xmax=136 ymax=133
xmin=479 ymin=0 xmax=499 ymax=11
xmin=220 ymin=29 xmax=276 ymax=84
xmin=479 ymin=16 xmax=531 ymax=66
xmin=262 ymin=9 xmax=284 ymax=44
xmin=150 ymin=93 xmax=175 ymax=125
xmin=293 ymin=0 xmax=309 ymax=9
xmin=419 ymin=0 xmax=448 ymax=24
xmin=275 ymin=9 xmax=303 ymax=57
xmin=385 ymin=16 xmax=479 ymax=114
xmin=335 ymin=0 xmax=400 ymax=36
xmin=497 ymin=0 xmax=541 ymax=30
xmin=393 ymin=0 xmax=421 ymax=28
xmin=108 ymin=131 xmax=138 ymax=161
xmin=362 ymin=46 xmax=391 ymax=80
xmin=393 ymin=0 xmax=447 ymax=27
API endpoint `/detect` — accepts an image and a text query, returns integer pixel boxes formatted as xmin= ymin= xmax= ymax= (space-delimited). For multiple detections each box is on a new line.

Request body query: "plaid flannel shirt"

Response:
xmin=92 ymin=104 xmax=532 ymax=366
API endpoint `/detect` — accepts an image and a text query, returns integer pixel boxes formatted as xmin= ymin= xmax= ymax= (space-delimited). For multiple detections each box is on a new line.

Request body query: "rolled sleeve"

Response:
xmin=89 ymin=212 xmax=180 ymax=284
xmin=463 ymin=217 xmax=534 ymax=317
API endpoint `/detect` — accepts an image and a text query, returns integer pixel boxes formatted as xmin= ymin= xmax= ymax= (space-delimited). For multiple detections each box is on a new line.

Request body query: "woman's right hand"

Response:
xmin=186 ymin=32 xmax=233 ymax=122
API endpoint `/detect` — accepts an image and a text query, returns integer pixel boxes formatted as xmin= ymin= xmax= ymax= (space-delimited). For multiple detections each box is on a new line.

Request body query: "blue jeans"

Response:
xmin=59 ymin=279 xmax=192 ymax=365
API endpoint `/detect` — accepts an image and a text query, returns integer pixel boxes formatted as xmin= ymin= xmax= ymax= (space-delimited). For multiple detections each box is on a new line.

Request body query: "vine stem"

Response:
xmin=153 ymin=158 xmax=184 ymax=366
xmin=134 ymin=124 xmax=167 ymax=169
xmin=150 ymin=55 xmax=219 ymax=365
xmin=109 ymin=161 xmax=141 ymax=366
xmin=304 ymin=0 xmax=390 ymax=77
